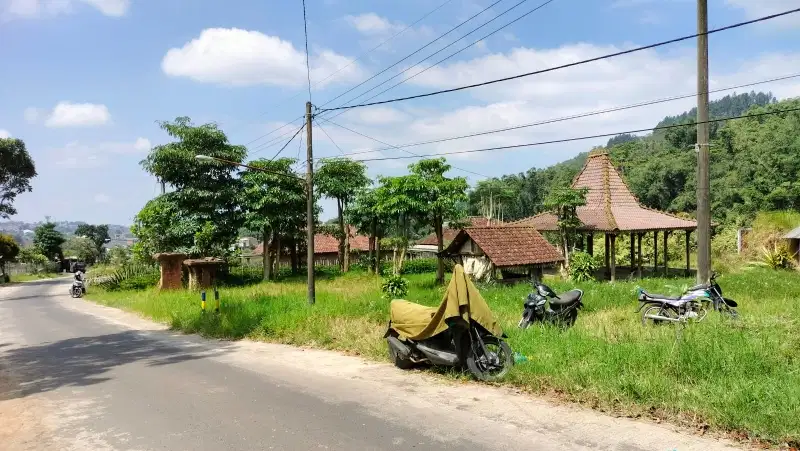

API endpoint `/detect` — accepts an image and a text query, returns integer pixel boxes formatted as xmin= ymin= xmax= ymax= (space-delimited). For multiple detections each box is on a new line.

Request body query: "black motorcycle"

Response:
xmin=70 ymin=271 xmax=85 ymax=298
xmin=518 ymin=281 xmax=584 ymax=329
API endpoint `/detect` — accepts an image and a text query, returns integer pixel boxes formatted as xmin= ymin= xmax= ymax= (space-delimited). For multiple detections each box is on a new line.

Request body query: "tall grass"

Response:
xmin=86 ymin=267 xmax=800 ymax=444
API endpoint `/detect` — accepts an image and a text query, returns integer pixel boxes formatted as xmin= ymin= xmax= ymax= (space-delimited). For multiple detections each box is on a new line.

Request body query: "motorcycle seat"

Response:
xmin=686 ymin=283 xmax=708 ymax=292
xmin=550 ymin=289 xmax=582 ymax=306
xmin=640 ymin=290 xmax=681 ymax=302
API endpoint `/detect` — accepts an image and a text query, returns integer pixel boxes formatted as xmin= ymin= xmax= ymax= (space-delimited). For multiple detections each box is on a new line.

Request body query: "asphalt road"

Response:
xmin=0 ymin=278 xmax=740 ymax=451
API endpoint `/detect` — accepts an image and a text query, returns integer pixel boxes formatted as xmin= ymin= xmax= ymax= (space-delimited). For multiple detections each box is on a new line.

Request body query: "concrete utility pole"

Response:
xmin=306 ymin=101 xmax=316 ymax=305
xmin=696 ymin=0 xmax=711 ymax=284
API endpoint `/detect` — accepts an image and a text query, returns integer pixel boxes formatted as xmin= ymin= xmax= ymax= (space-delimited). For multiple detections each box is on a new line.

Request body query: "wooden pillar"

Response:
xmin=663 ymin=231 xmax=670 ymax=277
xmin=610 ymin=234 xmax=617 ymax=282
xmin=637 ymin=233 xmax=643 ymax=278
xmin=653 ymin=231 xmax=659 ymax=274
xmin=604 ymin=233 xmax=610 ymax=279
xmin=587 ymin=233 xmax=594 ymax=256
xmin=685 ymin=230 xmax=691 ymax=277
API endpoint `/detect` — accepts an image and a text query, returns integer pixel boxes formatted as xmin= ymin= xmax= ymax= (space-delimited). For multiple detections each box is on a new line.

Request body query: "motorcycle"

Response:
xmin=70 ymin=271 xmax=86 ymax=298
xmin=384 ymin=264 xmax=514 ymax=381
xmin=518 ymin=281 xmax=584 ymax=329
xmin=636 ymin=272 xmax=738 ymax=326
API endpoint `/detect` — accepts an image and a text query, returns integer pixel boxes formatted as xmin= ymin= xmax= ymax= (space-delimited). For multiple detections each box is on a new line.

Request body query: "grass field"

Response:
xmin=1 ymin=272 xmax=63 ymax=284
xmin=86 ymin=267 xmax=800 ymax=445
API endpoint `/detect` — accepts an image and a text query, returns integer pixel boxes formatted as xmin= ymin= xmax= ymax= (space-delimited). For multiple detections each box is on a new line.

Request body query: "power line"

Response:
xmin=245 ymin=116 xmax=305 ymax=149
xmin=313 ymin=119 xmax=347 ymax=156
xmin=251 ymin=123 xmax=305 ymax=160
xmin=351 ymin=105 xmax=800 ymax=162
xmin=317 ymin=0 xmax=506 ymax=109
xmin=301 ymin=0 xmax=312 ymax=102
xmin=316 ymin=116 xmax=490 ymax=179
xmin=320 ymin=0 xmax=556 ymax=117
xmin=321 ymin=7 xmax=800 ymax=112
xmin=248 ymin=120 xmax=307 ymax=155
xmin=323 ymin=72 xmax=800 ymax=158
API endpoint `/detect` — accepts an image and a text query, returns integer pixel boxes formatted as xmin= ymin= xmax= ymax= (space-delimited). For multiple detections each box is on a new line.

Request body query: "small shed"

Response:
xmin=443 ymin=226 xmax=564 ymax=282
xmin=784 ymin=226 xmax=800 ymax=266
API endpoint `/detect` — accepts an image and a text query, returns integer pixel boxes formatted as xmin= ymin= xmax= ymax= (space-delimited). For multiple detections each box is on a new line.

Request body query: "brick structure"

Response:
xmin=153 ymin=253 xmax=187 ymax=290
xmin=183 ymin=257 xmax=225 ymax=290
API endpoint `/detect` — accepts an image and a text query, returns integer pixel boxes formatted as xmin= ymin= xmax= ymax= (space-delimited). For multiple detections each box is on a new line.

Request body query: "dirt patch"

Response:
xmin=0 ymin=365 xmax=55 ymax=450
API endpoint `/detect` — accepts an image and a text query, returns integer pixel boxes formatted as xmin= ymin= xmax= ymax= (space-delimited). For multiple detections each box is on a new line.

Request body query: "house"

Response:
xmin=784 ymin=225 xmax=800 ymax=266
xmin=246 ymin=226 xmax=371 ymax=267
xmin=443 ymin=226 xmax=564 ymax=282
xmin=236 ymin=237 xmax=258 ymax=250
xmin=409 ymin=216 xmax=505 ymax=257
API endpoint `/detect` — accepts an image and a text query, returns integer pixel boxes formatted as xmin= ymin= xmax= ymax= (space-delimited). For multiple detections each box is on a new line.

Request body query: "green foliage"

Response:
xmin=62 ymin=236 xmax=99 ymax=264
xmin=135 ymin=117 xmax=245 ymax=257
xmin=33 ymin=222 xmax=65 ymax=261
xmin=381 ymin=274 xmax=409 ymax=300
xmin=543 ymin=186 xmax=588 ymax=260
xmin=90 ymin=263 xmax=160 ymax=291
xmin=568 ymin=251 xmax=597 ymax=281
xmin=0 ymin=137 xmax=37 ymax=219
xmin=108 ymin=246 xmax=131 ymax=266
xmin=75 ymin=224 xmax=110 ymax=256
xmin=17 ymin=247 xmax=48 ymax=267
xmin=0 ymin=233 xmax=20 ymax=274
xmin=400 ymin=258 xmax=453 ymax=275
xmin=758 ymin=244 xmax=795 ymax=270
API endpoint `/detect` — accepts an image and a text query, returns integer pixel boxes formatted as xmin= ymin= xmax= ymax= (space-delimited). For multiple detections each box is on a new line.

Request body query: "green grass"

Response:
xmin=86 ymin=267 xmax=800 ymax=445
xmin=2 ymin=272 xmax=63 ymax=283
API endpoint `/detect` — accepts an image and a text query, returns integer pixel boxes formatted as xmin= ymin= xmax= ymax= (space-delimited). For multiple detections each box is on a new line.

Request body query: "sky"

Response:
xmin=1 ymin=0 xmax=799 ymax=226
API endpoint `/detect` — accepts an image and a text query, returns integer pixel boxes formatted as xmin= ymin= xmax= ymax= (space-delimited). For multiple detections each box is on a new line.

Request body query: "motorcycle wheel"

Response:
xmin=387 ymin=339 xmax=415 ymax=370
xmin=466 ymin=336 xmax=513 ymax=382
xmin=641 ymin=305 xmax=677 ymax=326
xmin=518 ymin=309 xmax=534 ymax=329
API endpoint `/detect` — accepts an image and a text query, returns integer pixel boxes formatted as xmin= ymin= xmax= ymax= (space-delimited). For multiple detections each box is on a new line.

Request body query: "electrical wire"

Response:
xmin=319 ymin=72 xmax=800 ymax=158
xmin=251 ymin=123 xmax=305 ymax=161
xmin=245 ymin=116 xmax=305 ymax=151
xmin=315 ymin=116 xmax=490 ymax=179
xmin=320 ymin=7 xmax=800 ymax=112
xmin=351 ymin=105 xmax=800 ymax=162
xmin=313 ymin=119 xmax=347 ymax=156
xmin=301 ymin=0 xmax=312 ymax=102
xmin=319 ymin=0 xmax=556 ymax=117
xmin=248 ymin=120 xmax=308 ymax=155
xmin=317 ymin=0 xmax=506 ymax=109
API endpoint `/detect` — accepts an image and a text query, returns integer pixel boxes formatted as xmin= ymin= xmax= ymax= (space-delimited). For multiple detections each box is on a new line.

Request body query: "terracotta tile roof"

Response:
xmin=417 ymin=216 xmax=505 ymax=246
xmin=444 ymin=226 xmax=564 ymax=268
xmin=510 ymin=151 xmax=697 ymax=232
xmin=253 ymin=225 xmax=370 ymax=256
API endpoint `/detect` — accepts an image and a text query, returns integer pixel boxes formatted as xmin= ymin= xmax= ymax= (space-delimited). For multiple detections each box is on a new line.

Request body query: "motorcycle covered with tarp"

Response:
xmin=384 ymin=265 xmax=514 ymax=381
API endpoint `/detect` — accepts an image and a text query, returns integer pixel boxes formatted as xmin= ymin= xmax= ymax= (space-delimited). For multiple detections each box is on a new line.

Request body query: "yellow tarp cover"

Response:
xmin=389 ymin=264 xmax=503 ymax=340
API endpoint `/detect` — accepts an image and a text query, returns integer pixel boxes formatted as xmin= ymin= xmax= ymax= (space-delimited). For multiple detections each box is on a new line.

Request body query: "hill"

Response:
xmin=0 ymin=220 xmax=133 ymax=246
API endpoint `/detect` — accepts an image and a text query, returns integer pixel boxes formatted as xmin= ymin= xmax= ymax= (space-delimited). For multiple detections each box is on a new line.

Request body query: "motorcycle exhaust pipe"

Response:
xmin=387 ymin=336 xmax=412 ymax=360
xmin=644 ymin=313 xmax=683 ymax=323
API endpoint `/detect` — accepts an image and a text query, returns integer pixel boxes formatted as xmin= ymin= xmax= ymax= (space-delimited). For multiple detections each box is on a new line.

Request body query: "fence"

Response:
xmin=4 ymin=262 xmax=62 ymax=275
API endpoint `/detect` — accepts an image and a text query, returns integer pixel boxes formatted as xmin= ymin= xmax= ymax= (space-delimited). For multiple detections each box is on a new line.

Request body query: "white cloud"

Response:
xmin=344 ymin=13 xmax=403 ymax=35
xmin=0 ymin=129 xmax=11 ymax=138
xmin=351 ymin=106 xmax=410 ymax=125
xmin=4 ymin=0 xmax=129 ymax=18
xmin=93 ymin=193 xmax=111 ymax=203
xmin=161 ymin=28 xmax=364 ymax=89
xmin=52 ymin=137 xmax=151 ymax=168
xmin=726 ymin=0 xmax=800 ymax=28
xmin=44 ymin=102 xmax=111 ymax=128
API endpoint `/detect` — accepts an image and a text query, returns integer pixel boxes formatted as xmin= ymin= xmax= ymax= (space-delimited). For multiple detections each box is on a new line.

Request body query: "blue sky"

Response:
xmin=1 ymin=0 xmax=799 ymax=226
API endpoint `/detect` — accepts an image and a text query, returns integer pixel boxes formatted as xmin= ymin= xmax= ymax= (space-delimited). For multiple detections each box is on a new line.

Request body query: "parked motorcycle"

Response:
xmin=70 ymin=271 xmax=85 ymax=298
xmin=636 ymin=272 xmax=737 ymax=326
xmin=384 ymin=265 xmax=514 ymax=381
xmin=518 ymin=281 xmax=584 ymax=329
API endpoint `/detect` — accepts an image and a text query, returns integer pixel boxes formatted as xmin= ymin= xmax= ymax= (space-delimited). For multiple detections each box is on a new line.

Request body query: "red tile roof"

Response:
xmin=416 ymin=216 xmax=505 ymax=246
xmin=510 ymin=151 xmax=697 ymax=232
xmin=444 ymin=226 xmax=564 ymax=268
xmin=253 ymin=225 xmax=370 ymax=256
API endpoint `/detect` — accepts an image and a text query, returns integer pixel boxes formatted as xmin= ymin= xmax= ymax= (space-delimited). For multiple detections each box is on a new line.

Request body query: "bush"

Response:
xmin=569 ymin=251 xmax=598 ymax=281
xmin=90 ymin=263 xmax=160 ymax=291
xmin=759 ymin=244 xmax=796 ymax=270
xmin=118 ymin=272 xmax=161 ymax=290
xmin=381 ymin=275 xmax=409 ymax=300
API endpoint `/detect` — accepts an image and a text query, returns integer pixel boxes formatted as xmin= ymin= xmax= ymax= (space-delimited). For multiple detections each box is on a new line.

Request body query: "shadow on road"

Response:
xmin=0 ymin=330 xmax=231 ymax=401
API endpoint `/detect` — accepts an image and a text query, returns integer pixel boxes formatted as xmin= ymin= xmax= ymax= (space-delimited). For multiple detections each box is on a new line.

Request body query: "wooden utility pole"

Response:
xmin=696 ymin=0 xmax=711 ymax=284
xmin=306 ymin=102 xmax=316 ymax=305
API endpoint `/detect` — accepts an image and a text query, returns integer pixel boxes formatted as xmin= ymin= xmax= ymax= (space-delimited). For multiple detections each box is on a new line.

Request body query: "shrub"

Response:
xmin=381 ymin=275 xmax=409 ymax=300
xmin=569 ymin=251 xmax=597 ymax=281
xmin=759 ymin=244 xmax=796 ymax=270
xmin=90 ymin=263 xmax=160 ymax=291
xmin=118 ymin=272 xmax=161 ymax=291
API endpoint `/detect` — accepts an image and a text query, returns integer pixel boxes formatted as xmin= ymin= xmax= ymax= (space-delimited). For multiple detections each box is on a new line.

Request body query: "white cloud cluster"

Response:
xmin=36 ymin=102 xmax=112 ymax=128
xmin=344 ymin=13 xmax=404 ymax=35
xmin=0 ymin=129 xmax=11 ymax=138
xmin=161 ymin=28 xmax=364 ymax=89
xmin=53 ymin=137 xmax=151 ymax=169
xmin=5 ymin=0 xmax=129 ymax=18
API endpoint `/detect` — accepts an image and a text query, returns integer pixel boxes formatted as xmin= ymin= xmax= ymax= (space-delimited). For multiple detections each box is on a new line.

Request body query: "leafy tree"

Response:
xmin=75 ymin=224 xmax=110 ymax=258
xmin=62 ymin=236 xmax=99 ymax=264
xmin=542 ymin=187 xmax=588 ymax=263
xmin=17 ymin=247 xmax=48 ymax=272
xmin=240 ymin=158 xmax=307 ymax=281
xmin=373 ymin=175 xmax=421 ymax=275
xmin=137 ymin=117 xmax=246 ymax=256
xmin=315 ymin=158 xmax=370 ymax=272
xmin=108 ymin=246 xmax=131 ymax=267
xmin=33 ymin=222 xmax=65 ymax=261
xmin=606 ymin=133 xmax=639 ymax=148
xmin=347 ymin=187 xmax=391 ymax=274
xmin=0 ymin=233 xmax=20 ymax=277
xmin=0 ymin=137 xmax=37 ymax=219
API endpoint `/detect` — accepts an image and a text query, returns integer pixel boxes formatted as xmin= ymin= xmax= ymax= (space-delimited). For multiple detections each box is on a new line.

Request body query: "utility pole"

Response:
xmin=305 ymin=101 xmax=316 ymax=305
xmin=696 ymin=0 xmax=711 ymax=284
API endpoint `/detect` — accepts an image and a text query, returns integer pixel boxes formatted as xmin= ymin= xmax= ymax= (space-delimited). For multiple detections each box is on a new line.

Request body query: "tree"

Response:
xmin=75 ymin=224 xmax=110 ymax=257
xmin=33 ymin=222 xmax=65 ymax=261
xmin=0 ymin=233 xmax=20 ymax=277
xmin=347 ymin=187 xmax=391 ymax=274
xmin=107 ymin=246 xmax=131 ymax=267
xmin=17 ymin=247 xmax=48 ymax=272
xmin=542 ymin=187 xmax=588 ymax=264
xmin=240 ymin=158 xmax=307 ymax=281
xmin=0 ymin=137 xmax=37 ymax=219
xmin=315 ymin=158 xmax=370 ymax=272
xmin=407 ymin=158 xmax=468 ymax=285
xmin=136 ymin=117 xmax=246 ymax=257
xmin=62 ymin=236 xmax=99 ymax=264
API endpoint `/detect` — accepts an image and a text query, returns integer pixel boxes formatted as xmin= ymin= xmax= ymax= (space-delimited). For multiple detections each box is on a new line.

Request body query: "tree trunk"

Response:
xmin=273 ymin=235 xmax=281 ymax=280
xmin=290 ymin=237 xmax=298 ymax=275
xmin=368 ymin=218 xmax=376 ymax=275
xmin=375 ymin=232 xmax=382 ymax=275
xmin=343 ymin=200 xmax=350 ymax=273
xmin=262 ymin=226 xmax=273 ymax=281
xmin=435 ymin=217 xmax=445 ymax=285
xmin=337 ymin=198 xmax=345 ymax=271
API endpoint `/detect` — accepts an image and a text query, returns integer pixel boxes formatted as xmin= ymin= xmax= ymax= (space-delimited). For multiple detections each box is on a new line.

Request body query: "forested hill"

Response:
xmin=468 ymin=92 xmax=800 ymax=226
